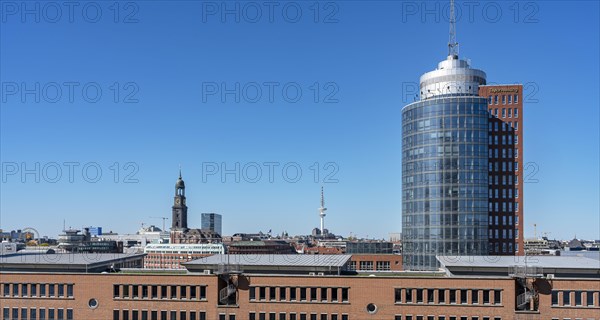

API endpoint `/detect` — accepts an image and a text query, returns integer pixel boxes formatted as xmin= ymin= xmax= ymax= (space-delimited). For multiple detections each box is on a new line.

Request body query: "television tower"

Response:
xmin=318 ymin=186 xmax=327 ymax=235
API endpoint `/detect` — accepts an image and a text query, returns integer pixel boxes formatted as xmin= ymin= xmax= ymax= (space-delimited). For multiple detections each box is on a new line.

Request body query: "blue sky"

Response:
xmin=1 ymin=1 xmax=598 ymax=240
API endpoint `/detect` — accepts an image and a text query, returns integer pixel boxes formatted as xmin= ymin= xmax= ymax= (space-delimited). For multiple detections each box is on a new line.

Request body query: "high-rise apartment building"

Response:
xmin=479 ymin=85 xmax=524 ymax=256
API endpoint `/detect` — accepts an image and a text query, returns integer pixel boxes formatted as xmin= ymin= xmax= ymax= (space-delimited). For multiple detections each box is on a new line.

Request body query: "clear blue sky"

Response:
xmin=1 ymin=1 xmax=598 ymax=240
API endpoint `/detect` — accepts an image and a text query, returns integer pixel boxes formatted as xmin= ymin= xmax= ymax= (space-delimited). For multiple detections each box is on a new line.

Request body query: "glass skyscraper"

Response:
xmin=402 ymin=55 xmax=489 ymax=270
xmin=201 ymin=213 xmax=222 ymax=236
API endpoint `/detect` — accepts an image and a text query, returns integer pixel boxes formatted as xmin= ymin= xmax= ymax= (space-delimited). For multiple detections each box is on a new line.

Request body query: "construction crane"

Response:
xmin=149 ymin=217 xmax=169 ymax=231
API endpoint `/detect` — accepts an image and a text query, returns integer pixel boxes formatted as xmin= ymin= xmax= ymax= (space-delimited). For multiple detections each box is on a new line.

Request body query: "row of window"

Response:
xmin=249 ymin=286 xmax=349 ymax=303
xmin=489 ymin=174 xmax=518 ymax=186
xmin=396 ymin=316 xmax=503 ymax=320
xmin=489 ymin=148 xmax=518 ymax=159
xmin=489 ymin=161 xmax=518 ymax=173
xmin=3 ymin=307 xmax=73 ymax=320
xmin=489 ymin=188 xmax=518 ymax=199
xmin=394 ymin=288 xmax=502 ymax=305
xmin=488 ymin=228 xmax=518 ymax=240
xmin=488 ymin=121 xmax=519 ymax=133
xmin=551 ymin=290 xmax=599 ymax=307
xmin=113 ymin=284 xmax=207 ymax=300
xmin=489 ymin=200 xmax=520 ymax=214
xmin=2 ymin=283 xmax=73 ymax=299
xmin=489 ymin=134 xmax=515 ymax=145
xmin=489 ymin=214 xmax=519 ymax=226
xmin=489 ymin=242 xmax=517 ymax=254
xmin=347 ymin=260 xmax=391 ymax=271
xmin=113 ymin=310 xmax=207 ymax=320
xmin=489 ymin=94 xmax=519 ymax=105
xmin=249 ymin=313 xmax=348 ymax=320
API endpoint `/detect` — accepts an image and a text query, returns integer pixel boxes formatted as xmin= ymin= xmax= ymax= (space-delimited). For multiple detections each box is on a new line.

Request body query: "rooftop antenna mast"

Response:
xmin=448 ymin=0 xmax=459 ymax=57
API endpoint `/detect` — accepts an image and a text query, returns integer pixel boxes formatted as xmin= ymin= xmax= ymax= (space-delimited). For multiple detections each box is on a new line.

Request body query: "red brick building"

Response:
xmin=2 ymin=253 xmax=598 ymax=320
xmin=480 ymin=85 xmax=524 ymax=256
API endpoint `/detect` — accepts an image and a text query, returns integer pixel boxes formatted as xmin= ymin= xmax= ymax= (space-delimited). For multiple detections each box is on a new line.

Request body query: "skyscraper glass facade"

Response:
xmin=402 ymin=55 xmax=490 ymax=271
xmin=402 ymin=97 xmax=489 ymax=270
xmin=201 ymin=213 xmax=222 ymax=236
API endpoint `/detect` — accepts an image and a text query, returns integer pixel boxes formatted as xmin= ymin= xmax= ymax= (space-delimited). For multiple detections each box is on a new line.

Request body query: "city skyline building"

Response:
xmin=479 ymin=84 xmax=524 ymax=255
xmin=402 ymin=0 xmax=490 ymax=270
xmin=201 ymin=213 xmax=222 ymax=236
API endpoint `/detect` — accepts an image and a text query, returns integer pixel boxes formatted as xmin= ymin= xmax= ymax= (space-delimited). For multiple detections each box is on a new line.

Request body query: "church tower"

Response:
xmin=172 ymin=170 xmax=188 ymax=230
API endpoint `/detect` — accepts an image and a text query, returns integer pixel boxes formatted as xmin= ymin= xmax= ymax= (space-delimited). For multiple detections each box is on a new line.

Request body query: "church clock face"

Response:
xmin=182 ymin=198 xmax=186 ymax=205
xmin=175 ymin=198 xmax=180 ymax=205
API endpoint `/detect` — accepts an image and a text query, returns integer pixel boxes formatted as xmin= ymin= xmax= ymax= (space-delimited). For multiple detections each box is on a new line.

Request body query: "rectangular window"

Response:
xmin=460 ymin=290 xmax=467 ymax=304
xmin=22 ymin=308 xmax=28 ymax=320
xmin=280 ymin=287 xmax=287 ymax=301
xmin=514 ymin=95 xmax=518 ymax=103
xmin=494 ymin=290 xmax=502 ymax=304
xmin=502 ymin=95 xmax=506 ymax=104
xmin=31 ymin=309 xmax=37 ymax=320
xmin=331 ymin=288 xmax=338 ymax=302
xmin=279 ymin=313 xmax=286 ymax=320
xmin=341 ymin=288 xmax=349 ymax=302
xmin=501 ymin=108 xmax=506 ymax=118
xmin=508 ymin=95 xmax=512 ymax=104
xmin=249 ymin=287 xmax=256 ymax=300
xmin=22 ymin=283 xmax=28 ymax=296
xmin=260 ymin=287 xmax=266 ymax=300
xmin=49 ymin=284 xmax=55 ymax=297
xmin=449 ymin=290 xmax=456 ymax=304
xmin=395 ymin=288 xmax=402 ymax=303
xmin=427 ymin=289 xmax=434 ymax=303
xmin=3 ymin=284 xmax=9 ymax=296
xmin=300 ymin=288 xmax=307 ymax=301
xmin=189 ymin=286 xmax=196 ymax=300
xmin=483 ymin=290 xmax=490 ymax=304
xmin=114 ymin=285 xmax=120 ymax=298
xmin=40 ymin=309 xmax=46 ymax=320
xmin=160 ymin=286 xmax=166 ymax=299
xmin=13 ymin=283 xmax=19 ymax=296
xmin=359 ymin=261 xmax=373 ymax=270
xmin=321 ymin=287 xmax=327 ymax=301
xmin=48 ymin=309 xmax=55 ymax=320
xmin=270 ymin=287 xmax=277 ymax=301
xmin=438 ymin=289 xmax=446 ymax=303
xmin=416 ymin=289 xmax=423 ymax=303
xmin=376 ymin=261 xmax=390 ymax=271
xmin=488 ymin=96 xmax=492 ymax=104
xmin=508 ymin=108 xmax=512 ymax=118
xmin=200 ymin=286 xmax=206 ymax=299
xmin=494 ymin=95 xmax=498 ymax=104
xmin=472 ymin=290 xmax=479 ymax=304
xmin=406 ymin=288 xmax=413 ymax=303
xmin=169 ymin=286 xmax=176 ymax=299
xmin=290 ymin=287 xmax=297 ymax=301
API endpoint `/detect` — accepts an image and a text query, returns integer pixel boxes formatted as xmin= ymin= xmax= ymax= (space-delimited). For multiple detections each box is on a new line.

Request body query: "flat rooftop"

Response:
xmin=0 ymin=253 xmax=145 ymax=273
xmin=438 ymin=255 xmax=600 ymax=278
xmin=185 ymin=254 xmax=352 ymax=275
